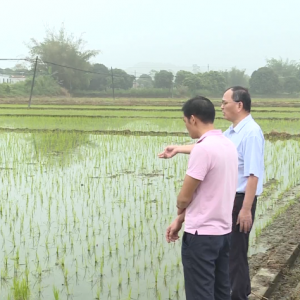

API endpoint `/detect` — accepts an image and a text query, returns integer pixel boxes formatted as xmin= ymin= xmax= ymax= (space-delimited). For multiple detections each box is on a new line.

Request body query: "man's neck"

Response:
xmin=197 ymin=125 xmax=215 ymax=139
xmin=232 ymin=113 xmax=250 ymax=128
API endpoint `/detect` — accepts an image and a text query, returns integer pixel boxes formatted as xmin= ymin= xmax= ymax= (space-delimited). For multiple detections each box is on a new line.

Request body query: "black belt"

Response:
xmin=236 ymin=192 xmax=259 ymax=198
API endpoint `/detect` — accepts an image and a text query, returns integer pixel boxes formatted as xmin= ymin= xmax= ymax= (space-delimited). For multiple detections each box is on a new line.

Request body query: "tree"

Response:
xmin=200 ymin=71 xmax=226 ymax=94
xmin=154 ymin=70 xmax=174 ymax=89
xmin=266 ymin=58 xmax=299 ymax=79
xmin=149 ymin=70 xmax=157 ymax=79
xmin=112 ymin=69 xmax=134 ymax=90
xmin=182 ymin=74 xmax=202 ymax=92
xmin=0 ymin=68 xmax=14 ymax=75
xmin=13 ymin=63 xmax=28 ymax=70
xmin=137 ymin=74 xmax=153 ymax=88
xmin=249 ymin=67 xmax=279 ymax=95
xmin=222 ymin=67 xmax=249 ymax=88
xmin=0 ymin=66 xmax=30 ymax=76
xmin=175 ymin=70 xmax=194 ymax=87
xmin=266 ymin=58 xmax=300 ymax=93
xmin=89 ymin=64 xmax=110 ymax=90
xmin=25 ymin=76 xmax=63 ymax=96
xmin=27 ymin=25 xmax=99 ymax=91
xmin=283 ymin=77 xmax=300 ymax=94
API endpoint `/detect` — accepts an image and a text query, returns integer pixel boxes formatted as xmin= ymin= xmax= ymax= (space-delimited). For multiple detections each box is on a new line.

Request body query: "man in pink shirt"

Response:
xmin=166 ymin=96 xmax=238 ymax=300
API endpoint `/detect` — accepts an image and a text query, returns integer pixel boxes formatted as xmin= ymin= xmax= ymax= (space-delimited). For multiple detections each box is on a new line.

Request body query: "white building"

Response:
xmin=0 ymin=74 xmax=26 ymax=84
xmin=0 ymin=74 xmax=10 ymax=84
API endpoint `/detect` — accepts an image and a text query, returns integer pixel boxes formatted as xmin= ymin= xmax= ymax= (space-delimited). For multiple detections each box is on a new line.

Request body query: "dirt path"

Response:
xmin=247 ymin=185 xmax=300 ymax=299
xmin=249 ymin=185 xmax=300 ymax=276
xmin=269 ymin=254 xmax=300 ymax=299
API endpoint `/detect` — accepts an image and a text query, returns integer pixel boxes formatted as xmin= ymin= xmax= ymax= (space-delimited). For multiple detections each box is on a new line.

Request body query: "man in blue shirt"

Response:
xmin=159 ymin=86 xmax=265 ymax=300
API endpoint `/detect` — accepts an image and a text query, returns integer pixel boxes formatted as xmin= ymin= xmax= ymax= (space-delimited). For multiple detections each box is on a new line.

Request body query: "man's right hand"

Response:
xmin=158 ymin=145 xmax=178 ymax=159
xmin=165 ymin=217 xmax=183 ymax=243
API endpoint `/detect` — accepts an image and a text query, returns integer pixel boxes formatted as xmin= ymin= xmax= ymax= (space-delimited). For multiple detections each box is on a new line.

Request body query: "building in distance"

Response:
xmin=0 ymin=74 xmax=26 ymax=84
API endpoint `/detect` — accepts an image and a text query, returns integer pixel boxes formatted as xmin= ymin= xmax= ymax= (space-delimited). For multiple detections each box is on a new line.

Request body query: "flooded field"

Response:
xmin=0 ymin=128 xmax=299 ymax=299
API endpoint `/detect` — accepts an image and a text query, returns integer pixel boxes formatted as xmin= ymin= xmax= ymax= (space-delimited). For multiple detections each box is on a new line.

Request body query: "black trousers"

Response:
xmin=182 ymin=232 xmax=231 ymax=300
xmin=230 ymin=194 xmax=257 ymax=300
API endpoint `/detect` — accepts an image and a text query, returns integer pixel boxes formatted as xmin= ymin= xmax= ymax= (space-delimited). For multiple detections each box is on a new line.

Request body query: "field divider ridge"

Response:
xmin=249 ymin=243 xmax=300 ymax=299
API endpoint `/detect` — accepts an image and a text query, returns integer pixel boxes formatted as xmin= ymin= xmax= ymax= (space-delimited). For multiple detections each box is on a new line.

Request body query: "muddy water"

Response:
xmin=0 ymin=132 xmax=299 ymax=299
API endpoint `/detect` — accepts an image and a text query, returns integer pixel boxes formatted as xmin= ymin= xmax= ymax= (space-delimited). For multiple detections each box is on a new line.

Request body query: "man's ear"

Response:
xmin=238 ymin=101 xmax=244 ymax=112
xmin=190 ymin=115 xmax=196 ymax=124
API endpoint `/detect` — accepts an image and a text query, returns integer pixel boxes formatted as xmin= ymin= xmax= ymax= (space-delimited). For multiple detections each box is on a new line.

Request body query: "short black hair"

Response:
xmin=182 ymin=96 xmax=215 ymax=124
xmin=226 ymin=86 xmax=251 ymax=112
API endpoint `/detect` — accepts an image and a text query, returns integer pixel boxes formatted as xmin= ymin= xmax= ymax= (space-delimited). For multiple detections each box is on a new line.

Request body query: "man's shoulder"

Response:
xmin=245 ymin=118 xmax=264 ymax=137
xmin=201 ymin=134 xmax=236 ymax=150
xmin=192 ymin=140 xmax=214 ymax=156
xmin=223 ymin=128 xmax=230 ymax=137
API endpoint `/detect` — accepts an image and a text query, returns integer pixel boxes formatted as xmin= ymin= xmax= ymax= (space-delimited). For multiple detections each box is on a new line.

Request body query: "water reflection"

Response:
xmin=30 ymin=131 xmax=90 ymax=165
xmin=0 ymin=133 xmax=298 ymax=299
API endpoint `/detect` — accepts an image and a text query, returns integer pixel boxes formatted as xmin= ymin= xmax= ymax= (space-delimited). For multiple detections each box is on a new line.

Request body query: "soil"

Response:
xmin=2 ymin=97 xmax=300 ymax=107
xmin=248 ymin=189 xmax=300 ymax=299
xmin=265 ymin=132 xmax=300 ymax=140
xmin=1 ymin=114 xmax=300 ymax=122
xmin=269 ymin=255 xmax=300 ymax=299
xmin=0 ymin=127 xmax=299 ymax=142
xmin=0 ymin=106 xmax=300 ymax=113
xmin=0 ymin=97 xmax=187 ymax=106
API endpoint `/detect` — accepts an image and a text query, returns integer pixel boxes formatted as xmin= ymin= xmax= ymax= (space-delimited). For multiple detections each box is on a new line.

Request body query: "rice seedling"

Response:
xmin=53 ymin=286 xmax=60 ymax=300
xmin=11 ymin=277 xmax=30 ymax=300
xmin=0 ymin=117 xmax=298 ymax=299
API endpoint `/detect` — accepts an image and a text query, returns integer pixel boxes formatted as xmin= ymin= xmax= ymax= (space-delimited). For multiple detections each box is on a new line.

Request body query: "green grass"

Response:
xmin=0 ymin=101 xmax=300 ymax=135
xmin=0 ymin=108 xmax=300 ymax=119
xmin=251 ymin=107 xmax=300 ymax=111
xmin=0 ymin=115 xmax=300 ymax=134
xmin=0 ymin=109 xmax=182 ymax=117
xmin=0 ymin=104 xmax=182 ymax=109
xmin=2 ymin=96 xmax=300 ymax=107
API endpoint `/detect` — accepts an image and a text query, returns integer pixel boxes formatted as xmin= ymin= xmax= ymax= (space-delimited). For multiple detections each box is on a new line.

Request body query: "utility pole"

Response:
xmin=111 ymin=67 xmax=115 ymax=100
xmin=207 ymin=64 xmax=210 ymax=72
xmin=28 ymin=56 xmax=38 ymax=108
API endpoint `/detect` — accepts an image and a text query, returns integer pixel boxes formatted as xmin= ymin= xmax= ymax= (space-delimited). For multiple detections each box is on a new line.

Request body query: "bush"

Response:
xmin=72 ymin=88 xmax=174 ymax=98
xmin=0 ymin=76 xmax=64 ymax=97
xmin=72 ymin=87 xmax=224 ymax=99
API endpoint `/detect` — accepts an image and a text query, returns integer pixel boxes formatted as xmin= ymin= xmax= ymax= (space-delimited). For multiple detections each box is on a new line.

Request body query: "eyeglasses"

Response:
xmin=221 ymin=100 xmax=240 ymax=106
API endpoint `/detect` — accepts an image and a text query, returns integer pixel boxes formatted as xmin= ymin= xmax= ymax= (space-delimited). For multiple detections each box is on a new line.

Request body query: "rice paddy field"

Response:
xmin=0 ymin=98 xmax=300 ymax=300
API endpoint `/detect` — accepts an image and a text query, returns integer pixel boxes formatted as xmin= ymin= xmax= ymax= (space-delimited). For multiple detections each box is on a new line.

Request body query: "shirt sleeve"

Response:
xmin=243 ymin=134 xmax=264 ymax=178
xmin=186 ymin=145 xmax=210 ymax=181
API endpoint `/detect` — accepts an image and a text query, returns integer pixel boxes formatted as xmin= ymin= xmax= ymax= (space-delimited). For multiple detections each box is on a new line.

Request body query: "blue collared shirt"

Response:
xmin=223 ymin=114 xmax=264 ymax=196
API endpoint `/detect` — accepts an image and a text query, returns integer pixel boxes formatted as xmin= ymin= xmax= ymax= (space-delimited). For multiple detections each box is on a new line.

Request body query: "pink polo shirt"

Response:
xmin=184 ymin=130 xmax=238 ymax=235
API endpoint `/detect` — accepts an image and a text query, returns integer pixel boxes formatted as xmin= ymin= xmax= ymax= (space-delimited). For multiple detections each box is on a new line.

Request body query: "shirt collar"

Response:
xmin=197 ymin=129 xmax=223 ymax=143
xmin=229 ymin=114 xmax=253 ymax=134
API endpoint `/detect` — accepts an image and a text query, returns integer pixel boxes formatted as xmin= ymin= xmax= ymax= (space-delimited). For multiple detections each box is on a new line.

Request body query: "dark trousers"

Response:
xmin=230 ymin=194 xmax=257 ymax=300
xmin=182 ymin=232 xmax=231 ymax=300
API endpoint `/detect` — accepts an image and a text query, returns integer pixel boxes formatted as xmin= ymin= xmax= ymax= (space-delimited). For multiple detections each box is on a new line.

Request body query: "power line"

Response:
xmin=39 ymin=59 xmax=132 ymax=78
xmin=1 ymin=58 xmax=254 ymax=80
xmin=0 ymin=58 xmax=28 ymax=61
xmin=0 ymin=58 xmax=174 ymax=79
xmin=38 ymin=59 xmax=169 ymax=79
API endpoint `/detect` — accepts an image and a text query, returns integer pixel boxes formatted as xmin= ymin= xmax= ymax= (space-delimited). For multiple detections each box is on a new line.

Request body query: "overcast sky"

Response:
xmin=1 ymin=0 xmax=300 ymax=75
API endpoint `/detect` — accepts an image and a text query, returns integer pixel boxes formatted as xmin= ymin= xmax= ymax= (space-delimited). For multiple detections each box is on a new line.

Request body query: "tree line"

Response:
xmin=1 ymin=27 xmax=300 ymax=98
